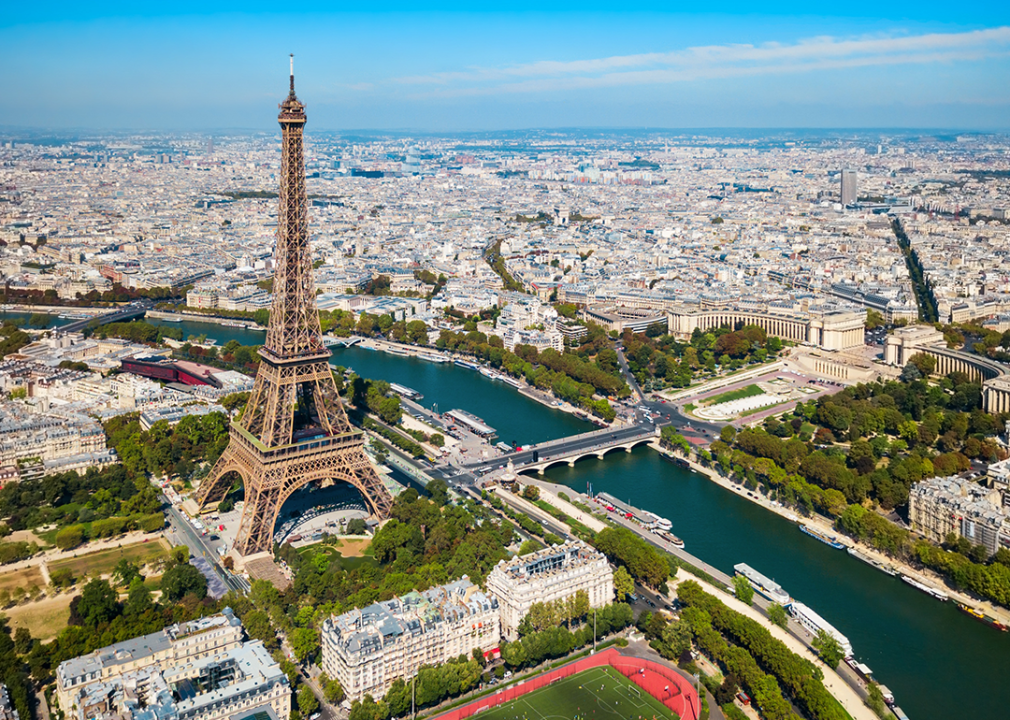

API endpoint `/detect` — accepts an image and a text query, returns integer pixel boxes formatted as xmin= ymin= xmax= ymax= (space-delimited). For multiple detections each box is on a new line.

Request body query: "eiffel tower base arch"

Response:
xmin=194 ymin=425 xmax=392 ymax=557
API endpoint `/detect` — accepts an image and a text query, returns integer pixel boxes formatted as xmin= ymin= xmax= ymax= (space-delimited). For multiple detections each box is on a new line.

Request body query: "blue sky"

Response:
xmin=2 ymin=2 xmax=1009 ymax=131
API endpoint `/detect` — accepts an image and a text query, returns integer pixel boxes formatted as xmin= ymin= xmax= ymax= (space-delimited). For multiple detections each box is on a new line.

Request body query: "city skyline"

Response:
xmin=2 ymin=1 xmax=1009 ymax=131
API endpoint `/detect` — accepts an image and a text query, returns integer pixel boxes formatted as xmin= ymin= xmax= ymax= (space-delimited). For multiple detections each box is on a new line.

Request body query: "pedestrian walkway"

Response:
xmin=670 ymin=576 xmax=876 ymax=720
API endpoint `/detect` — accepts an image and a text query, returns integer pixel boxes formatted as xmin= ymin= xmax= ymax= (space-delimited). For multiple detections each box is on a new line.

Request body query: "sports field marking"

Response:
xmin=478 ymin=667 xmax=665 ymax=720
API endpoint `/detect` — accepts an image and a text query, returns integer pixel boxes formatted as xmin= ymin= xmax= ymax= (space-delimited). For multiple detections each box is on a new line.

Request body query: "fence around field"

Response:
xmin=431 ymin=648 xmax=700 ymax=720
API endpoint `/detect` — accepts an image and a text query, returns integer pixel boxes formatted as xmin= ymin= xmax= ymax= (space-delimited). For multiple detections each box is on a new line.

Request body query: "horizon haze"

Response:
xmin=2 ymin=1 xmax=1009 ymax=132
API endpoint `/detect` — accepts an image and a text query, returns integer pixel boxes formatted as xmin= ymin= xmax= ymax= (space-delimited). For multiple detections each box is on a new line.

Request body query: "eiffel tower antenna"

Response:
xmin=193 ymin=59 xmax=393 ymax=564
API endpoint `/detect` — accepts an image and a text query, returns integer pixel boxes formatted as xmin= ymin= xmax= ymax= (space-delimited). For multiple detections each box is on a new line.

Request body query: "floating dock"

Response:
xmin=389 ymin=382 xmax=423 ymax=400
xmin=444 ymin=409 xmax=496 ymax=438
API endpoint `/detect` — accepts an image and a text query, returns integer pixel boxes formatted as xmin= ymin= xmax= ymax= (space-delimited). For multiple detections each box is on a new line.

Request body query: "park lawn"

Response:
xmin=706 ymin=384 xmax=765 ymax=406
xmin=48 ymin=538 xmax=170 ymax=578
xmin=0 ymin=566 xmax=44 ymax=592
xmin=474 ymin=666 xmax=678 ymax=720
xmin=4 ymin=593 xmax=74 ymax=641
xmin=36 ymin=527 xmax=60 ymax=546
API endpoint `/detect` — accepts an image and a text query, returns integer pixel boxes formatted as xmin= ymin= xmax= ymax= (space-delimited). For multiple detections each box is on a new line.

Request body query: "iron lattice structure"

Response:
xmin=195 ymin=65 xmax=393 ymax=556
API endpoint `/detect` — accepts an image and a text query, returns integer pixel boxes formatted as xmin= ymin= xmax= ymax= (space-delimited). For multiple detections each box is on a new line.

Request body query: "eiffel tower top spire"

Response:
xmin=265 ymin=54 xmax=324 ymax=364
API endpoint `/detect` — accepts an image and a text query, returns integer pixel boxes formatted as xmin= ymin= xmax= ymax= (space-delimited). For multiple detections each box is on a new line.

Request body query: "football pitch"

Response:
xmin=472 ymin=667 xmax=679 ymax=720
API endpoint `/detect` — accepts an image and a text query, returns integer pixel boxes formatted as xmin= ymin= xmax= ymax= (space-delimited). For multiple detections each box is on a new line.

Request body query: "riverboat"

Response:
xmin=160 ymin=316 xmax=183 ymax=323
xmin=659 ymin=453 xmax=691 ymax=469
xmin=844 ymin=657 xmax=875 ymax=684
xmin=734 ymin=562 xmax=791 ymax=605
xmin=900 ymin=574 xmax=949 ymax=601
xmin=454 ymin=359 xmax=481 ymax=371
xmin=956 ymin=601 xmax=1008 ymax=631
xmin=799 ymin=524 xmax=845 ymax=549
xmin=419 ymin=354 xmax=450 ymax=363
xmin=220 ymin=320 xmax=248 ymax=328
xmin=654 ymin=528 xmax=685 ymax=549
xmin=847 ymin=546 xmax=897 ymax=576
xmin=789 ymin=601 xmax=853 ymax=657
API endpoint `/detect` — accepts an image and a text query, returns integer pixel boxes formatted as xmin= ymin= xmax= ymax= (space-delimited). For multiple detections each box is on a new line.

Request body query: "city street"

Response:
xmin=163 ymin=502 xmax=249 ymax=594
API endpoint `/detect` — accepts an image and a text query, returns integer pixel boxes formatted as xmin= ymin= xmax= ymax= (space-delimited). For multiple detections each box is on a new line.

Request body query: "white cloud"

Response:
xmin=390 ymin=26 xmax=1010 ymax=97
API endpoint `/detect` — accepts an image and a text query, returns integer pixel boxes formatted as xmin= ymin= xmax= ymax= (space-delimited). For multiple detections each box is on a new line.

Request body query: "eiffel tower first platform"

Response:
xmin=193 ymin=58 xmax=393 ymax=558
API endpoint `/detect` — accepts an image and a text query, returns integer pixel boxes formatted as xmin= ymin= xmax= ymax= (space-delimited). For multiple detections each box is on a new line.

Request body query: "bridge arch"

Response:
xmin=514 ymin=436 xmax=657 ymax=475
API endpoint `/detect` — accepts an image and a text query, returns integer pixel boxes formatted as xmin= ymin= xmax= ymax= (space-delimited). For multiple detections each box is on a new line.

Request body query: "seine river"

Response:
xmin=15 ymin=312 xmax=1010 ymax=719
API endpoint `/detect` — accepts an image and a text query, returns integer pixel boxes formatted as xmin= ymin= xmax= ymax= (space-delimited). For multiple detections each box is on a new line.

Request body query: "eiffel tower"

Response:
xmin=194 ymin=57 xmax=393 ymax=557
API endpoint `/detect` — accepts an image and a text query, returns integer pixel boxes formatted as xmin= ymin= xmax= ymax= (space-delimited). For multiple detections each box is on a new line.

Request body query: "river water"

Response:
xmin=29 ymin=312 xmax=1010 ymax=718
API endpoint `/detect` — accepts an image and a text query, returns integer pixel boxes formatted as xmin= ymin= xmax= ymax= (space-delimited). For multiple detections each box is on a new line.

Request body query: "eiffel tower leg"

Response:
xmin=245 ymin=486 xmax=284 ymax=556
xmin=233 ymin=475 xmax=285 ymax=557
xmin=194 ymin=445 xmax=241 ymax=510
xmin=346 ymin=459 xmax=393 ymax=518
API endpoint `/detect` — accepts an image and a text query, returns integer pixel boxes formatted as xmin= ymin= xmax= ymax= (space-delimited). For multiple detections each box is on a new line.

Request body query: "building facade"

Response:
xmin=485 ymin=541 xmax=614 ymax=641
xmin=579 ymin=305 xmax=668 ymax=334
xmin=841 ymin=169 xmax=858 ymax=206
xmin=55 ymin=610 xmax=290 ymax=720
xmin=883 ymin=324 xmax=945 ymax=366
xmin=909 ymin=476 xmax=1009 ymax=556
xmin=320 ymin=578 xmax=499 ymax=702
xmin=667 ymin=304 xmax=865 ymax=351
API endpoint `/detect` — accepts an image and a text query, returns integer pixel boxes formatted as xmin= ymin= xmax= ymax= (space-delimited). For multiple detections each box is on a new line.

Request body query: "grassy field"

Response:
xmin=474 ymin=667 xmax=678 ymax=720
xmin=48 ymin=538 xmax=170 ymax=578
xmin=0 ymin=566 xmax=44 ymax=592
xmin=4 ymin=594 xmax=74 ymax=641
xmin=706 ymin=384 xmax=764 ymax=406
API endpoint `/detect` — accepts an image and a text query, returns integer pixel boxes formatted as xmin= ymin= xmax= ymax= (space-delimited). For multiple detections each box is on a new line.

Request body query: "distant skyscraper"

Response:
xmin=841 ymin=169 xmax=857 ymax=206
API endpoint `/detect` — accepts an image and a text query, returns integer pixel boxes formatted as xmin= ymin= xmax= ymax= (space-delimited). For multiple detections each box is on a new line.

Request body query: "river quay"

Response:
xmin=667 ymin=447 xmax=1010 ymax=625
xmin=146 ymin=309 xmax=262 ymax=330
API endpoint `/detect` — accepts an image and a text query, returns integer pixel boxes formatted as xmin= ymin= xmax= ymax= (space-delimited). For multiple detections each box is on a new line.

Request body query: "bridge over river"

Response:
xmin=463 ymin=422 xmax=658 ymax=475
xmin=58 ymin=302 xmax=151 ymax=334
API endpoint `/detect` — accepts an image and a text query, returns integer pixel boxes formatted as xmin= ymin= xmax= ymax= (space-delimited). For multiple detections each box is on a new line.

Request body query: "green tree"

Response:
xmin=112 ymin=559 xmax=142 ymax=588
xmin=613 ymin=565 xmax=635 ymax=602
xmin=866 ymin=682 xmax=888 ymax=718
xmin=732 ymin=575 xmax=754 ymax=606
xmin=812 ymin=629 xmax=845 ymax=668
xmin=324 ymin=677 xmax=345 ymax=704
xmin=290 ymin=627 xmax=320 ymax=663
xmin=74 ymin=579 xmax=120 ymax=626
xmin=657 ymin=619 xmax=692 ymax=660
xmin=160 ymin=562 xmax=208 ymax=601
xmin=767 ymin=603 xmax=788 ymax=629
xmin=13 ymin=626 xmax=32 ymax=654
xmin=346 ymin=518 xmax=367 ymax=535
xmin=426 ymin=478 xmax=449 ymax=506
xmin=55 ymin=525 xmax=85 ymax=550
xmin=124 ymin=576 xmax=154 ymax=616
xmin=298 ymin=685 xmax=320 ymax=716
xmin=518 ymin=539 xmax=542 ymax=556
